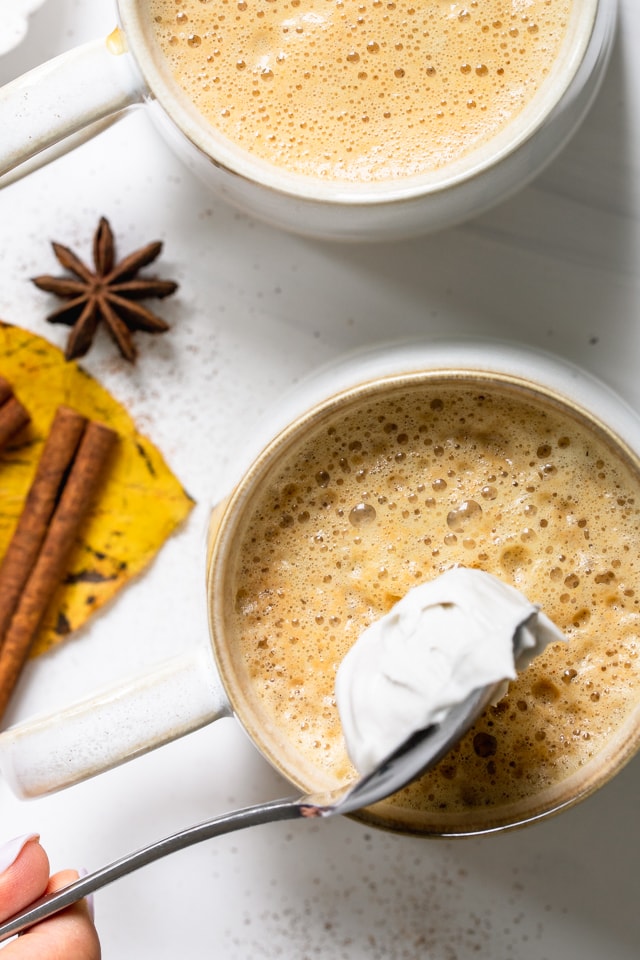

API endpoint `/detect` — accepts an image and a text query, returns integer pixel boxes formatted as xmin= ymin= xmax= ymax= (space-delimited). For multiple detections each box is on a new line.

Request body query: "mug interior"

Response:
xmin=206 ymin=367 xmax=640 ymax=837
xmin=117 ymin=0 xmax=599 ymax=205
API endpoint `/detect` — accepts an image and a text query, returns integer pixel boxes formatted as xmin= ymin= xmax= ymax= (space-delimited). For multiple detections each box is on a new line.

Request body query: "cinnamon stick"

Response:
xmin=0 ymin=376 xmax=12 ymax=408
xmin=0 ymin=418 xmax=118 ymax=724
xmin=0 ymin=406 xmax=88 ymax=643
xmin=0 ymin=393 xmax=30 ymax=452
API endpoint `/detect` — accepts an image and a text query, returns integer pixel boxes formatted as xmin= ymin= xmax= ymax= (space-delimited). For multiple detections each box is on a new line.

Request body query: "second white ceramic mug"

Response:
xmin=1 ymin=339 xmax=640 ymax=839
xmin=0 ymin=0 xmax=617 ymax=240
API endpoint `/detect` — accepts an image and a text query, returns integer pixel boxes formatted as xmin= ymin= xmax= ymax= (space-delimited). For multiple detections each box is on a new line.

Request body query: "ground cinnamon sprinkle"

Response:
xmin=0 ymin=409 xmax=118 ymax=724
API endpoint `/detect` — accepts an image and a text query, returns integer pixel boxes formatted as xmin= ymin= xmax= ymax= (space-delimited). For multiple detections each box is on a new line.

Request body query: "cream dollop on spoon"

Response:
xmin=336 ymin=566 xmax=565 ymax=775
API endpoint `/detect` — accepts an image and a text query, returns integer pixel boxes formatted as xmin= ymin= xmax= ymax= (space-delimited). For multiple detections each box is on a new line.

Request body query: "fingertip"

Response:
xmin=0 ymin=835 xmax=41 ymax=876
xmin=0 ymin=836 xmax=51 ymax=918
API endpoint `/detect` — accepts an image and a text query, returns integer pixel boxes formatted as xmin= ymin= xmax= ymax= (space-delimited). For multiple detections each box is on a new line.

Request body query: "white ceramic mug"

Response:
xmin=1 ymin=339 xmax=640 ymax=838
xmin=0 ymin=0 xmax=617 ymax=240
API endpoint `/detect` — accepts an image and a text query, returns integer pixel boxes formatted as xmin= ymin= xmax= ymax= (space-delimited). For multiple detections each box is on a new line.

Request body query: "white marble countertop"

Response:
xmin=1 ymin=2 xmax=640 ymax=958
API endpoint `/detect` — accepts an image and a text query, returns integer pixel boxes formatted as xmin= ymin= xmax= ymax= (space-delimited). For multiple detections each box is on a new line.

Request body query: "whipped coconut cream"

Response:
xmin=335 ymin=567 xmax=565 ymax=775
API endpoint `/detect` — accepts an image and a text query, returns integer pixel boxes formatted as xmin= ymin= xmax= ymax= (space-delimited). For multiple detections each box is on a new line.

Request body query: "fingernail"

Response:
xmin=0 ymin=834 xmax=40 ymax=874
xmin=77 ymin=868 xmax=95 ymax=920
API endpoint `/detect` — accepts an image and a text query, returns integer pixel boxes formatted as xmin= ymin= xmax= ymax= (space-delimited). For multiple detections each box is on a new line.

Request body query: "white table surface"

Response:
xmin=1 ymin=2 xmax=640 ymax=958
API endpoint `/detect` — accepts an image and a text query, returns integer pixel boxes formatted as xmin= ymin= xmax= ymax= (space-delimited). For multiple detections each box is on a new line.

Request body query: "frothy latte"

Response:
xmin=146 ymin=0 xmax=574 ymax=183
xmin=217 ymin=376 xmax=640 ymax=834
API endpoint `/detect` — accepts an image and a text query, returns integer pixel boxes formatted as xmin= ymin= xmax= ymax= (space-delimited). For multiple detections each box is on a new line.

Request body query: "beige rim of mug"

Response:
xmin=206 ymin=368 xmax=640 ymax=838
xmin=118 ymin=0 xmax=599 ymax=205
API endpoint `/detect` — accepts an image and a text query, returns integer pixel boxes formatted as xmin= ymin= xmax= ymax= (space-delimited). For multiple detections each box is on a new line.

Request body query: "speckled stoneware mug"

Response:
xmin=1 ymin=340 xmax=640 ymax=838
xmin=0 ymin=0 xmax=617 ymax=240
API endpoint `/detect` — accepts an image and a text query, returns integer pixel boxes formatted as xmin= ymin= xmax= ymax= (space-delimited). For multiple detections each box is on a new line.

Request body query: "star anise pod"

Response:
xmin=32 ymin=217 xmax=178 ymax=363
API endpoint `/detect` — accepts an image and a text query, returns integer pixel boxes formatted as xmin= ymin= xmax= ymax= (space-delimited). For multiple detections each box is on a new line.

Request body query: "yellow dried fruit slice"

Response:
xmin=0 ymin=321 xmax=194 ymax=656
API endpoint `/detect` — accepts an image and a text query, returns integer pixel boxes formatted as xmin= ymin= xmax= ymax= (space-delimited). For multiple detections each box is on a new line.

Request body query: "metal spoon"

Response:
xmin=0 ymin=679 xmax=500 ymax=943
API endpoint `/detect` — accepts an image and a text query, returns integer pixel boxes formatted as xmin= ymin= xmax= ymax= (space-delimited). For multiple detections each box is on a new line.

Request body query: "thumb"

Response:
xmin=11 ymin=868 xmax=101 ymax=960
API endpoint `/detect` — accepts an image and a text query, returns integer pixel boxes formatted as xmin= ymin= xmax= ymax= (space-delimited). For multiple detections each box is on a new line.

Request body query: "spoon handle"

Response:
xmin=0 ymin=796 xmax=304 ymax=942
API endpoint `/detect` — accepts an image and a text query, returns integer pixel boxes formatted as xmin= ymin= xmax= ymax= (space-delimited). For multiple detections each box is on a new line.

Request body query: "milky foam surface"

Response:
xmin=147 ymin=0 xmax=573 ymax=182
xmin=225 ymin=379 xmax=640 ymax=828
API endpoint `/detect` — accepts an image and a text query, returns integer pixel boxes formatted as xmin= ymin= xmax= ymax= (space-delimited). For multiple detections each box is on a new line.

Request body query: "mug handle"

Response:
xmin=0 ymin=646 xmax=231 ymax=799
xmin=0 ymin=30 xmax=144 ymax=187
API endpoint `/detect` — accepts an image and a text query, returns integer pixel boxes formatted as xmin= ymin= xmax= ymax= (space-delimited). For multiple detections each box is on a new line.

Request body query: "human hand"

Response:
xmin=0 ymin=834 xmax=100 ymax=958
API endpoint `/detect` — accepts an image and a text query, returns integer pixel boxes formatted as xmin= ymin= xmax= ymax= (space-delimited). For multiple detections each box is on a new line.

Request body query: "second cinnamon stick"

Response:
xmin=0 ymin=376 xmax=12 ymax=408
xmin=0 ymin=419 xmax=118 ymax=724
xmin=0 ymin=405 xmax=88 ymax=643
